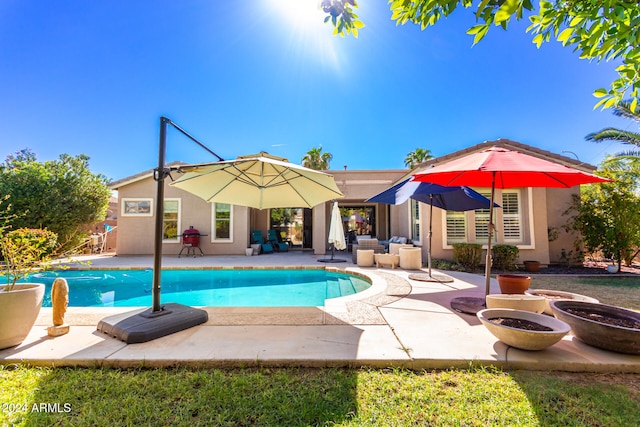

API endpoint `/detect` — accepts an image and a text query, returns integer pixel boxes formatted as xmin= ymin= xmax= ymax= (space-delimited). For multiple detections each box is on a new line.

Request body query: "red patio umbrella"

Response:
xmin=412 ymin=145 xmax=612 ymax=301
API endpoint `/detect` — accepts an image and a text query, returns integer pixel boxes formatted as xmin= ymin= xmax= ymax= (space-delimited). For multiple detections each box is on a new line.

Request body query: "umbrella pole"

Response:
xmin=428 ymin=196 xmax=433 ymax=277
xmin=484 ymin=173 xmax=496 ymax=296
xmin=151 ymin=117 xmax=168 ymax=313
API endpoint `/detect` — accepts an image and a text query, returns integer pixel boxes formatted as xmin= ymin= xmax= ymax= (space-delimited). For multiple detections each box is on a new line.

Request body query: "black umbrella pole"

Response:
xmin=151 ymin=117 xmax=169 ymax=313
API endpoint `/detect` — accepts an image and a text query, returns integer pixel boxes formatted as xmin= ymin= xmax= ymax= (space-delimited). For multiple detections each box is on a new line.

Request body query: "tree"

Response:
xmin=321 ymin=1 xmax=640 ymax=110
xmin=301 ymin=146 xmax=333 ymax=170
xmin=0 ymin=149 xmax=111 ymax=252
xmin=566 ymin=158 xmax=640 ymax=270
xmin=586 ymin=100 xmax=640 ymax=159
xmin=404 ymin=148 xmax=434 ymax=169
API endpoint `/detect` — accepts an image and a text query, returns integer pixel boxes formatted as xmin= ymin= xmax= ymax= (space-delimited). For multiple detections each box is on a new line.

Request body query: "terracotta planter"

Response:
xmin=550 ymin=300 xmax=640 ymax=355
xmin=523 ymin=260 xmax=540 ymax=273
xmin=497 ymin=274 xmax=531 ymax=294
xmin=0 ymin=283 xmax=45 ymax=349
xmin=477 ymin=308 xmax=571 ymax=351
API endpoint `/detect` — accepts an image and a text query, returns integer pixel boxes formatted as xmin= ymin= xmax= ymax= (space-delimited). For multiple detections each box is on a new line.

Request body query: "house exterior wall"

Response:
xmin=330 ymin=169 xmax=408 ymax=241
xmin=546 ymin=186 xmax=582 ymax=264
xmin=115 ymin=174 xmax=250 ymax=256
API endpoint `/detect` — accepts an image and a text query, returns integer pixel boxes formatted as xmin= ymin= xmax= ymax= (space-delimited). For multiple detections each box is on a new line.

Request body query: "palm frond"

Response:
xmin=586 ymin=128 xmax=640 ymax=146
xmin=611 ymin=101 xmax=640 ymax=123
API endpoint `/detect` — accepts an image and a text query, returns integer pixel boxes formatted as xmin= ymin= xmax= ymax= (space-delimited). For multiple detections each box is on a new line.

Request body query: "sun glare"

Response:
xmin=267 ymin=0 xmax=342 ymax=71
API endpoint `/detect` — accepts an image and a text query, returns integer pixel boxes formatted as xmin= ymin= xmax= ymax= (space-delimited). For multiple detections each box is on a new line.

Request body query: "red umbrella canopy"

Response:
xmin=412 ymin=146 xmax=612 ymax=188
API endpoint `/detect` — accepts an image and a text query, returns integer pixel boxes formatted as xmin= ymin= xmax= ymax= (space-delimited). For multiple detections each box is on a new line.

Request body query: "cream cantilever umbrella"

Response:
xmin=319 ymin=201 xmax=347 ymax=263
xmin=171 ymin=152 xmax=343 ymax=209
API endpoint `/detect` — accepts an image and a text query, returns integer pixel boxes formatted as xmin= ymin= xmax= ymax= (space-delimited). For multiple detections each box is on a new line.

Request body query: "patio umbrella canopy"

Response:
xmin=366 ymin=179 xmax=496 ymax=279
xmin=412 ymin=145 xmax=612 ymax=297
xmin=171 ymin=152 xmax=343 ymax=209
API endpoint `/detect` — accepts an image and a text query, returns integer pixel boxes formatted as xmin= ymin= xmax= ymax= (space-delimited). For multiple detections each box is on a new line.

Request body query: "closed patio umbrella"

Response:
xmin=412 ymin=144 xmax=612 ymax=307
xmin=366 ymin=179 xmax=496 ymax=280
xmin=319 ymin=201 xmax=347 ymax=263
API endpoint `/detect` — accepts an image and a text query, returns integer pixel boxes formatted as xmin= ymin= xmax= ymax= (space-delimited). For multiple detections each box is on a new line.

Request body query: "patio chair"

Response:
xmin=351 ymin=239 xmax=385 ymax=263
xmin=268 ymin=229 xmax=289 ymax=252
xmin=251 ymin=230 xmax=273 ymax=254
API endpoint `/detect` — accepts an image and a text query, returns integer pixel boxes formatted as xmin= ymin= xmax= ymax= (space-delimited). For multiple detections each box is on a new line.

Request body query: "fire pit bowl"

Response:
xmin=525 ymin=289 xmax=599 ymax=315
xmin=550 ymin=300 xmax=640 ymax=355
xmin=477 ymin=308 xmax=571 ymax=351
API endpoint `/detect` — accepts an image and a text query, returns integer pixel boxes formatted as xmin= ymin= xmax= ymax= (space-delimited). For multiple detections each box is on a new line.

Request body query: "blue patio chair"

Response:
xmin=268 ymin=229 xmax=289 ymax=252
xmin=251 ymin=230 xmax=273 ymax=254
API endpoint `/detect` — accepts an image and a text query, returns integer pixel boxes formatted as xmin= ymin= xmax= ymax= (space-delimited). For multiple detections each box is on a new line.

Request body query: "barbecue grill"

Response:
xmin=178 ymin=226 xmax=206 ymax=258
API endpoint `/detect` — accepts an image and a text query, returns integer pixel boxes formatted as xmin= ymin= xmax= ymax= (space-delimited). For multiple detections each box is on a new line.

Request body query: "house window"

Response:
xmin=474 ymin=192 xmax=492 ymax=241
xmin=446 ymin=211 xmax=467 ymax=244
xmin=410 ymin=199 xmax=421 ymax=243
xmin=163 ymin=199 xmax=181 ymax=242
xmin=502 ymin=191 xmax=522 ymax=241
xmin=121 ymin=198 xmax=153 ymax=216
xmin=212 ymin=203 xmax=232 ymax=241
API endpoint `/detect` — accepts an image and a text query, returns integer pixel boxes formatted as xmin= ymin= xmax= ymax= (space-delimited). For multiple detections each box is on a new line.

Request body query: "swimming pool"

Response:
xmin=26 ymin=269 xmax=371 ymax=307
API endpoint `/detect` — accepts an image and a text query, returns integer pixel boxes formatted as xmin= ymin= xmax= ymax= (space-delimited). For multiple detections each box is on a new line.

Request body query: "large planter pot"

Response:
xmin=523 ymin=261 xmax=541 ymax=273
xmin=550 ymin=300 xmax=640 ymax=355
xmin=485 ymin=294 xmax=546 ymax=313
xmin=497 ymin=274 xmax=531 ymax=294
xmin=525 ymin=289 xmax=600 ymax=315
xmin=0 ymin=283 xmax=45 ymax=349
xmin=477 ymin=308 xmax=571 ymax=351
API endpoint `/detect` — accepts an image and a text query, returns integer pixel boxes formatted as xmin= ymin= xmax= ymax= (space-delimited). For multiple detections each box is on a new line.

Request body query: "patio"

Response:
xmin=1 ymin=252 xmax=639 ymax=372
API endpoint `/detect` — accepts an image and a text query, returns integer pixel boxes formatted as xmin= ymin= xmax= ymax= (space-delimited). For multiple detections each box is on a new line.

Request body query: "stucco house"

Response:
xmin=109 ymin=139 xmax=597 ymax=266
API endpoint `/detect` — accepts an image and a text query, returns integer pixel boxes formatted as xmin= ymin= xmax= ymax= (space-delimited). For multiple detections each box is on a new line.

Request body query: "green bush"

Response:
xmin=492 ymin=244 xmax=519 ymax=271
xmin=452 ymin=243 xmax=482 ymax=271
xmin=1 ymin=227 xmax=58 ymax=289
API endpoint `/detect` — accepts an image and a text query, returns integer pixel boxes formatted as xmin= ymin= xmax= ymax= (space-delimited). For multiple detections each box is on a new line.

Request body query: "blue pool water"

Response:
xmin=25 ymin=269 xmax=371 ymax=307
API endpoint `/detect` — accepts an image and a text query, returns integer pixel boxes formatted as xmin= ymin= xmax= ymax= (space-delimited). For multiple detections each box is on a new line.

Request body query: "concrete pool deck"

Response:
xmin=1 ymin=251 xmax=639 ymax=372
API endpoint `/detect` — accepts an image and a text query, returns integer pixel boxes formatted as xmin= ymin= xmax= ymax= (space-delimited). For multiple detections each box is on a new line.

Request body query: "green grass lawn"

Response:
xmin=528 ymin=275 xmax=640 ymax=310
xmin=1 ymin=366 xmax=639 ymax=426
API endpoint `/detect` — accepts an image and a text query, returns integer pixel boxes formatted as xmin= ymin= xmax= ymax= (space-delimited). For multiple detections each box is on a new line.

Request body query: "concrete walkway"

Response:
xmin=2 ymin=252 xmax=639 ymax=372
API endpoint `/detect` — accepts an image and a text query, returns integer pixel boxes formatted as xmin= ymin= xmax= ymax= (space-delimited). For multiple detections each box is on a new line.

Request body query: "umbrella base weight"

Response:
xmin=450 ymin=297 xmax=486 ymax=315
xmin=97 ymin=303 xmax=208 ymax=344
xmin=318 ymin=258 xmax=347 ymax=263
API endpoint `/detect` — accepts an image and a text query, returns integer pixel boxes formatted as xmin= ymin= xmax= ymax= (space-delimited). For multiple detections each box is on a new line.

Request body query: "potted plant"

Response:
xmin=523 ymin=260 xmax=541 ymax=273
xmin=496 ymin=274 xmax=531 ymax=294
xmin=0 ymin=226 xmax=57 ymax=349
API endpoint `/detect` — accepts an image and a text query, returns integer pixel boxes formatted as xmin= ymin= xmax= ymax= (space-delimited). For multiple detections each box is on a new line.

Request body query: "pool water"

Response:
xmin=26 ymin=269 xmax=371 ymax=307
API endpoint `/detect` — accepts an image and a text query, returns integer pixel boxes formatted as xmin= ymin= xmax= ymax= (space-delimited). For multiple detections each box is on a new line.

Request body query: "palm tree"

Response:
xmin=586 ymin=100 xmax=640 ymax=159
xmin=404 ymin=148 xmax=433 ymax=169
xmin=302 ymin=147 xmax=333 ymax=170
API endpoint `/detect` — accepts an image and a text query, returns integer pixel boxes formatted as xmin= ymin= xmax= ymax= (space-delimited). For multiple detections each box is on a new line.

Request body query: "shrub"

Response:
xmin=1 ymin=227 xmax=58 ymax=290
xmin=492 ymin=244 xmax=519 ymax=271
xmin=452 ymin=243 xmax=482 ymax=271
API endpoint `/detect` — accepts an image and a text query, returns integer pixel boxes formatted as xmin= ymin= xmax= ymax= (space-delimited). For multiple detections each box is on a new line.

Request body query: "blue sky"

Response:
xmin=0 ymin=1 xmax=634 ymax=182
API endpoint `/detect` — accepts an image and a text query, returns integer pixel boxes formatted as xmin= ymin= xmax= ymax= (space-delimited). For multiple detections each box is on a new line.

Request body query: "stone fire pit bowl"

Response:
xmin=550 ymin=300 xmax=640 ymax=355
xmin=477 ymin=308 xmax=571 ymax=351
xmin=525 ymin=289 xmax=599 ymax=315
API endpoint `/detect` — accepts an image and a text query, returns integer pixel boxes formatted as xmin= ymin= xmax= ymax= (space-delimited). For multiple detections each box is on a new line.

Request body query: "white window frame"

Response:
xmin=211 ymin=203 xmax=233 ymax=243
xmin=502 ymin=190 xmax=522 ymax=243
xmin=410 ymin=199 xmax=421 ymax=245
xmin=444 ymin=210 xmax=467 ymax=245
xmin=163 ymin=198 xmax=181 ymax=243
xmin=121 ymin=198 xmax=153 ymax=217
